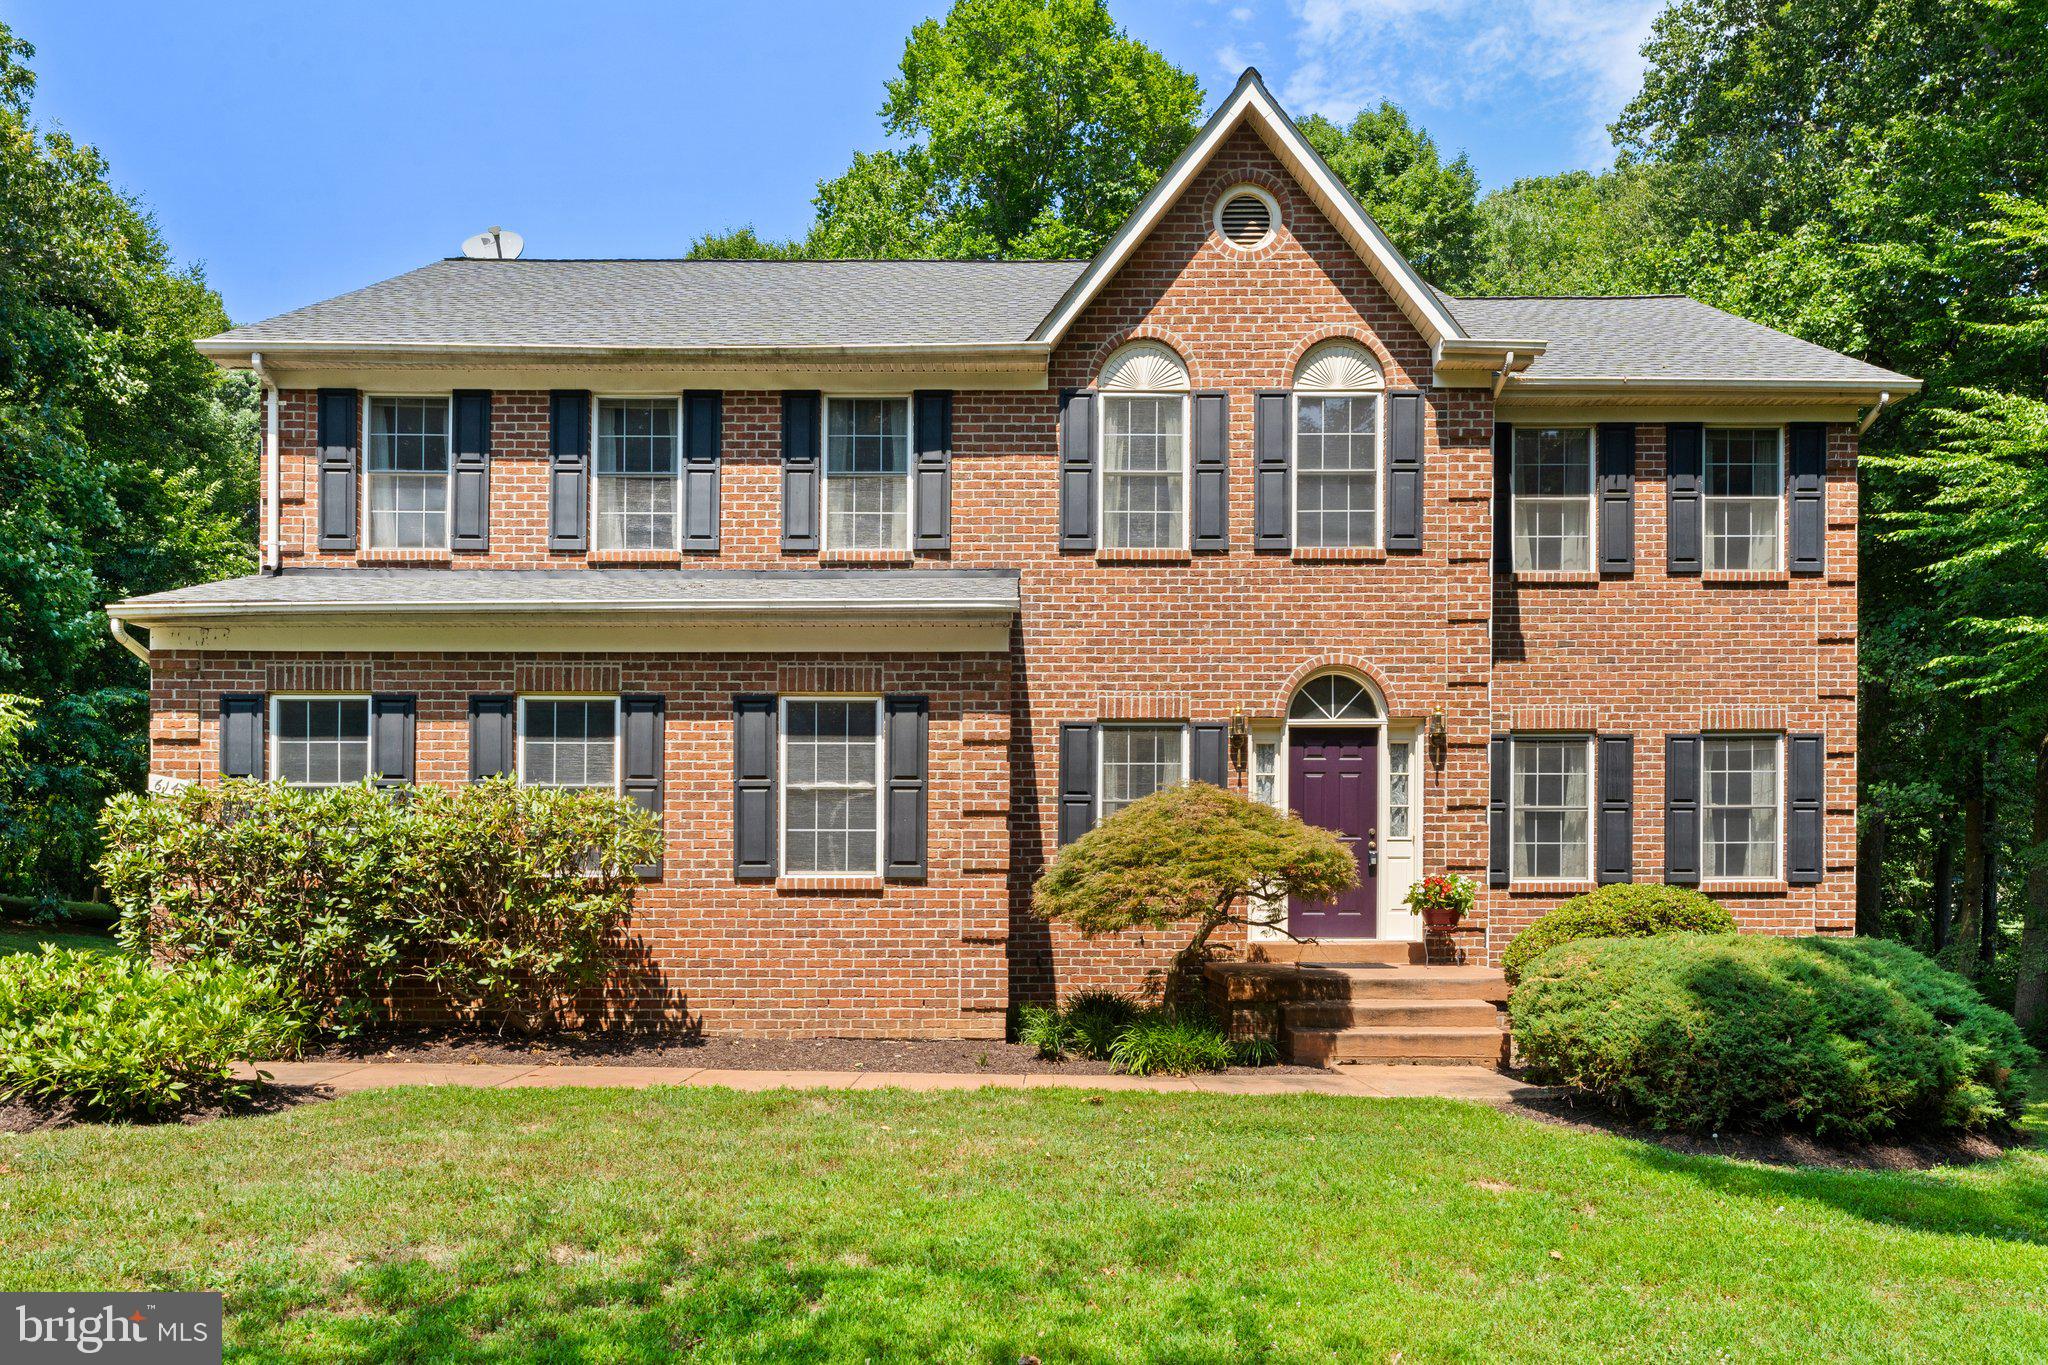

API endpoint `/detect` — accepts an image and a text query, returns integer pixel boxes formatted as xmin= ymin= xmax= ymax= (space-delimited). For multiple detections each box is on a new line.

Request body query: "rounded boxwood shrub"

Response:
xmin=1509 ymin=934 xmax=2037 ymax=1138
xmin=0 ymin=948 xmax=306 ymax=1120
xmin=1502 ymin=883 xmax=1735 ymax=985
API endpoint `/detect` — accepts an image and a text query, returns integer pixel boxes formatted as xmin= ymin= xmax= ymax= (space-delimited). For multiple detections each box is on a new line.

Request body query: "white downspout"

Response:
xmin=1490 ymin=352 xmax=1515 ymax=399
xmin=1857 ymin=390 xmax=1892 ymax=435
xmin=109 ymin=616 xmax=150 ymax=664
xmin=251 ymin=351 xmax=281 ymax=574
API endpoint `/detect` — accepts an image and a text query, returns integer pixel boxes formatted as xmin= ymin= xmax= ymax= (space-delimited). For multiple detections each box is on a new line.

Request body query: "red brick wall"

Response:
xmin=194 ymin=122 xmax=1858 ymax=1031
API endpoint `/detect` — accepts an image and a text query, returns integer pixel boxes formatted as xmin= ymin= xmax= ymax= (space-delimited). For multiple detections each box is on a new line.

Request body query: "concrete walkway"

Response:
xmin=250 ymin=1060 xmax=1547 ymax=1102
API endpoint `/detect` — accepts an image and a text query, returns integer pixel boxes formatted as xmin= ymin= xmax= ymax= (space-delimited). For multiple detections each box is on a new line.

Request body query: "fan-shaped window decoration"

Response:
xmin=1288 ymin=674 xmax=1379 ymax=722
xmin=1294 ymin=340 xmax=1384 ymax=392
xmin=1098 ymin=340 xmax=1190 ymax=393
xmin=1215 ymin=186 xmax=1278 ymax=249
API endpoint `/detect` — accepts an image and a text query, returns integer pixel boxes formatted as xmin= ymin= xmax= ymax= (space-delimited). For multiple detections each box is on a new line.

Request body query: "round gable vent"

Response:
xmin=1215 ymin=186 xmax=1277 ymax=249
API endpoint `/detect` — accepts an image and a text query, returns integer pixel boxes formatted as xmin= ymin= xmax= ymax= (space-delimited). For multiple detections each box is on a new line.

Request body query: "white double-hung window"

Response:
xmin=594 ymin=398 xmax=680 ymax=550
xmin=823 ymin=397 xmax=912 ymax=552
xmin=273 ymin=697 xmax=371 ymax=787
xmin=366 ymin=396 xmax=451 ymax=549
xmin=1510 ymin=736 xmax=1593 ymax=880
xmin=1512 ymin=427 xmax=1595 ymax=572
xmin=781 ymin=698 xmax=883 ymax=874
xmin=1703 ymin=735 xmax=1780 ymax=879
xmin=1705 ymin=428 xmax=1783 ymax=570
xmin=1293 ymin=340 xmax=1383 ymax=548
xmin=520 ymin=698 xmax=619 ymax=790
xmin=1099 ymin=724 xmax=1186 ymax=819
xmin=1098 ymin=341 xmax=1189 ymax=551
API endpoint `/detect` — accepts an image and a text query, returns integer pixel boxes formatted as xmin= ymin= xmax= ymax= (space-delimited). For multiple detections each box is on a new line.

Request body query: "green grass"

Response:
xmin=0 ymin=919 xmax=114 ymax=956
xmin=3 ymin=1083 xmax=2043 ymax=1362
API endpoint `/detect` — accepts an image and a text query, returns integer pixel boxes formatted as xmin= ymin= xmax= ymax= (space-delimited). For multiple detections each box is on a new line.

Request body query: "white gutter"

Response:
xmin=110 ymin=599 xmax=1021 ymax=626
xmin=109 ymin=616 xmax=150 ymax=664
xmin=1857 ymin=390 xmax=1893 ymax=435
xmin=251 ymin=351 xmax=280 ymax=574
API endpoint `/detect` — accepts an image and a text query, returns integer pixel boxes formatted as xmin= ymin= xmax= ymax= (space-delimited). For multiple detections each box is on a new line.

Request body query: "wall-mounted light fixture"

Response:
xmin=1228 ymin=711 xmax=1251 ymax=768
xmin=1428 ymin=708 xmax=1448 ymax=770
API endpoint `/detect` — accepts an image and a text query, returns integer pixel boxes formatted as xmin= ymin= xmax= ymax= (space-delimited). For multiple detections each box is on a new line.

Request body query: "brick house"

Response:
xmin=111 ymin=71 xmax=1914 ymax=1042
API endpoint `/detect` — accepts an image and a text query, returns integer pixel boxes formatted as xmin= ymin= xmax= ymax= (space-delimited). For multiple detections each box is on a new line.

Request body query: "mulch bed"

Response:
xmin=0 ymin=1084 xmax=330 ymax=1135
xmin=304 ymin=1029 xmax=1329 ymax=1078
xmin=1500 ymin=1084 xmax=2027 ymax=1171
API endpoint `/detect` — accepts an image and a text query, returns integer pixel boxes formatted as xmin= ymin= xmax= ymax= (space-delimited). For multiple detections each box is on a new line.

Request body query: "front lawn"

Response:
xmin=0 ymin=919 xmax=114 ymax=956
xmin=4 ymin=1086 xmax=2043 ymax=1361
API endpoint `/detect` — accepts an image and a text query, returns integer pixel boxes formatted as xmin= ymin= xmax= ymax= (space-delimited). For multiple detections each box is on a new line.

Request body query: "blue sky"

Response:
xmin=5 ymin=0 xmax=1661 ymax=325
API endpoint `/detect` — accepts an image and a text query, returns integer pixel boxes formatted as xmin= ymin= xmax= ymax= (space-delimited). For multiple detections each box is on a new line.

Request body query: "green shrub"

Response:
xmin=1064 ymin=990 xmax=1140 ymax=1060
xmin=0 ymin=948 xmax=305 ymax=1120
xmin=1510 ymin=935 xmax=2038 ymax=1138
xmin=98 ymin=779 xmax=659 ymax=1037
xmin=1109 ymin=1010 xmax=1236 ymax=1076
xmin=1502 ymin=883 xmax=1735 ymax=985
xmin=1015 ymin=1003 xmax=1077 ymax=1060
xmin=1229 ymin=1034 xmax=1281 ymax=1068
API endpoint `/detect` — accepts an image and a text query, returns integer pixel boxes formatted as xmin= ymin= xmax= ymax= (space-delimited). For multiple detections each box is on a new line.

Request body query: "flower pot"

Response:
xmin=1421 ymin=906 xmax=1462 ymax=931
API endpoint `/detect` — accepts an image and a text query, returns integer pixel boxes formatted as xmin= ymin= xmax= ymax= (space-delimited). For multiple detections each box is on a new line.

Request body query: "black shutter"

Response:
xmin=1787 ymin=733 xmax=1824 ymax=884
xmin=1487 ymin=735 xmax=1510 ymax=887
xmin=1058 ymin=388 xmax=1096 ymax=551
xmin=733 ymin=694 xmax=778 ymax=879
xmin=1492 ymin=422 xmax=1513 ymax=572
xmin=468 ymin=695 xmax=515 ymax=781
xmin=884 ymin=695 xmax=929 ymax=879
xmin=620 ymin=693 xmax=665 ymax=878
xmin=1384 ymin=390 xmax=1424 ymax=550
xmin=682 ymin=390 xmax=722 ymax=552
xmin=1190 ymin=722 xmax=1228 ymax=787
xmin=1666 ymin=423 xmax=1704 ymax=575
xmin=781 ymin=391 xmax=821 ymax=553
xmin=316 ymin=389 xmax=358 ymax=552
xmin=1787 ymin=423 xmax=1827 ymax=575
xmin=1057 ymin=722 xmax=1097 ymax=846
xmin=1664 ymin=735 xmax=1702 ymax=884
xmin=913 ymin=391 xmax=953 ymax=552
xmin=370 ymin=694 xmax=416 ymax=789
xmin=1253 ymin=390 xmax=1291 ymax=551
xmin=220 ymin=694 xmax=265 ymax=779
xmin=1598 ymin=423 xmax=1636 ymax=575
xmin=1191 ymin=391 xmax=1229 ymax=552
xmin=548 ymin=391 xmax=590 ymax=552
xmin=450 ymin=390 xmax=491 ymax=552
xmin=1596 ymin=734 xmax=1634 ymax=884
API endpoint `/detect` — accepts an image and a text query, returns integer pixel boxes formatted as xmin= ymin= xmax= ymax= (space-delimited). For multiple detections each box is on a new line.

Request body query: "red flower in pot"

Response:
xmin=1405 ymin=874 xmax=1476 ymax=931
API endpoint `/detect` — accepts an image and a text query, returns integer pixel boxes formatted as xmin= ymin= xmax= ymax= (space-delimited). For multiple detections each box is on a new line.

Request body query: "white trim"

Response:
xmin=1034 ymin=71 xmax=1468 ymax=350
xmin=1097 ymin=390 xmax=1193 ymax=552
xmin=362 ymin=392 xmax=454 ymax=552
xmin=1505 ymin=733 xmax=1597 ymax=884
xmin=1507 ymin=425 xmax=1597 ymax=574
xmin=820 ymin=394 xmax=915 ymax=554
xmin=777 ymin=694 xmax=886 ymax=878
xmin=516 ymin=694 xmax=624 ymax=793
xmin=1699 ymin=731 xmax=1785 ymax=883
xmin=269 ymin=693 xmax=373 ymax=789
xmin=1289 ymin=390 xmax=1384 ymax=550
xmin=1213 ymin=183 xmax=1279 ymax=251
xmin=590 ymin=394 xmax=685 ymax=552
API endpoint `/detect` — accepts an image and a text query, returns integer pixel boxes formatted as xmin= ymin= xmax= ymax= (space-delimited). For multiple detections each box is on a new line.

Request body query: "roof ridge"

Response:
xmin=433 ymin=256 xmax=1092 ymax=265
xmin=1449 ymin=293 xmax=1690 ymax=301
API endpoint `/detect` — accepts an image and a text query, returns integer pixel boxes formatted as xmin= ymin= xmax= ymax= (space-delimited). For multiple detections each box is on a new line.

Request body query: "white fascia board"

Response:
xmin=107 ymin=599 xmax=1019 ymax=627
xmin=1507 ymin=375 xmax=1922 ymax=397
xmin=194 ymin=339 xmax=1053 ymax=368
xmin=1031 ymin=70 xmax=1468 ymax=351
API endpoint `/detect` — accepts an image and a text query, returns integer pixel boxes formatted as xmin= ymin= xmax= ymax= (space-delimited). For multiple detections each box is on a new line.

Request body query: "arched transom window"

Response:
xmin=1098 ymin=341 xmax=1190 ymax=551
xmin=1288 ymin=673 xmax=1380 ymax=722
xmin=1292 ymin=341 xmax=1383 ymax=550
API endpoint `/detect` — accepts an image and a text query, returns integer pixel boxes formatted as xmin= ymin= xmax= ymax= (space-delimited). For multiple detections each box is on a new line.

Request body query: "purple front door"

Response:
xmin=1288 ymin=727 xmax=1380 ymax=939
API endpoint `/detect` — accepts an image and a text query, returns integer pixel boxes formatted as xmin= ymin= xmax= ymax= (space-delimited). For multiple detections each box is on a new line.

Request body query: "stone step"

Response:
xmin=1284 ymin=997 xmax=1503 ymax=1030
xmin=1251 ymin=940 xmax=1426 ymax=966
xmin=1289 ymin=1024 xmax=1510 ymax=1067
xmin=1295 ymin=964 xmax=1509 ymax=1004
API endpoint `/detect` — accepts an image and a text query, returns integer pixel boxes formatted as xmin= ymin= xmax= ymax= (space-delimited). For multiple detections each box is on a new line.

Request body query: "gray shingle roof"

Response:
xmin=111 ymin=568 xmax=1021 ymax=620
xmin=203 ymin=259 xmax=1088 ymax=351
xmin=1436 ymin=293 xmax=1914 ymax=387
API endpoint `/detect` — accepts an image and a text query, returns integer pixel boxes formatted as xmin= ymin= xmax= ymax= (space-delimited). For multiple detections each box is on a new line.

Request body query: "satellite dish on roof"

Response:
xmin=460 ymin=226 xmax=524 ymax=260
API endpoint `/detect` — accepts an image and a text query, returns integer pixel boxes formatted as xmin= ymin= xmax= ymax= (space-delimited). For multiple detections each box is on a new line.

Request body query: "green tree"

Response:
xmin=684 ymin=225 xmax=810 ymax=260
xmin=0 ymin=23 xmax=254 ymax=898
xmin=1298 ymin=103 xmax=1483 ymax=291
xmin=807 ymin=0 xmax=1203 ymax=259
xmin=1471 ymin=168 xmax=1671 ymax=297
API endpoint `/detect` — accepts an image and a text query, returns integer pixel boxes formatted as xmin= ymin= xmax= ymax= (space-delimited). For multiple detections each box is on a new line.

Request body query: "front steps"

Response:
xmin=1206 ymin=953 xmax=1511 ymax=1067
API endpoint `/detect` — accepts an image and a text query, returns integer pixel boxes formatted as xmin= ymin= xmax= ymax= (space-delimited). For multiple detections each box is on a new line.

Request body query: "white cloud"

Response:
xmin=1278 ymin=0 xmax=1660 ymax=162
xmin=1230 ymin=4 xmax=1257 ymax=20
